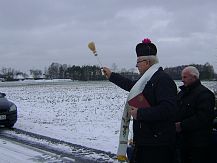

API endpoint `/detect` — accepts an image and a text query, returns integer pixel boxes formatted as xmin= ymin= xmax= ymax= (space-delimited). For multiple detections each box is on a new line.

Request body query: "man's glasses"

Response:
xmin=136 ymin=59 xmax=147 ymax=64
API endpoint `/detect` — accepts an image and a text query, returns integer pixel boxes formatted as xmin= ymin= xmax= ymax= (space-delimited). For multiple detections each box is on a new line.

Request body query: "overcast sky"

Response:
xmin=0 ymin=0 xmax=217 ymax=73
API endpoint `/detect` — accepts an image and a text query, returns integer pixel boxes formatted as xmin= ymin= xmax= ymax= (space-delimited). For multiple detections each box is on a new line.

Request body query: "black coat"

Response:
xmin=109 ymin=67 xmax=177 ymax=146
xmin=176 ymin=80 xmax=215 ymax=147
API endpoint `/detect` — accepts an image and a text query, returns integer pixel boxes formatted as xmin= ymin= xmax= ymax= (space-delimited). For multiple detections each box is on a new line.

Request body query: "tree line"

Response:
xmin=46 ymin=63 xmax=105 ymax=81
xmin=0 ymin=62 xmax=216 ymax=81
xmin=164 ymin=62 xmax=216 ymax=80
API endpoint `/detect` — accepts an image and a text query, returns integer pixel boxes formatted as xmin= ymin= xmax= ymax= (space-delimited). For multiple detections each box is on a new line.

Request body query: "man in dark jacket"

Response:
xmin=103 ymin=38 xmax=177 ymax=163
xmin=175 ymin=66 xmax=215 ymax=163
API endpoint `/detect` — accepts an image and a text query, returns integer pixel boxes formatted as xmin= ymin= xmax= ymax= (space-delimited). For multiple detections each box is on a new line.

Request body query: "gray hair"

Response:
xmin=139 ymin=55 xmax=159 ymax=65
xmin=183 ymin=66 xmax=200 ymax=79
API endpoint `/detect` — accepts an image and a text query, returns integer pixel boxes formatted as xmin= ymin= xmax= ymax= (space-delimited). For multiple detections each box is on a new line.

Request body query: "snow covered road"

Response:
xmin=0 ymin=128 xmax=117 ymax=163
xmin=0 ymin=137 xmax=76 ymax=163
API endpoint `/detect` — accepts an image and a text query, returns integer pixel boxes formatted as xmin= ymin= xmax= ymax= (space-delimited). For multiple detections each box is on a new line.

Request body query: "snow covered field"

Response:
xmin=0 ymin=80 xmax=216 ymax=155
xmin=0 ymin=80 xmax=128 ymax=154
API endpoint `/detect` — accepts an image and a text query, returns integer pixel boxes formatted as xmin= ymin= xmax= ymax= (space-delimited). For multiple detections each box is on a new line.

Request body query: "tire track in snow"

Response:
xmin=0 ymin=128 xmax=117 ymax=163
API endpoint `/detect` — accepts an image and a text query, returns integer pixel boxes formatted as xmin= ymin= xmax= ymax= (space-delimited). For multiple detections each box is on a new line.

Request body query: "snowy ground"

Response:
xmin=0 ymin=80 xmax=128 ymax=154
xmin=0 ymin=137 xmax=77 ymax=163
xmin=0 ymin=80 xmax=216 ymax=157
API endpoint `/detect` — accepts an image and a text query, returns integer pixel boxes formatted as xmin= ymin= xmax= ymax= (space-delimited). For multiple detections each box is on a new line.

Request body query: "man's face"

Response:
xmin=181 ymin=70 xmax=196 ymax=86
xmin=136 ymin=57 xmax=150 ymax=75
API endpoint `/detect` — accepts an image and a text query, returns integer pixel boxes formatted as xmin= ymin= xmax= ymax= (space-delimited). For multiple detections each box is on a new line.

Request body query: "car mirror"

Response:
xmin=0 ymin=92 xmax=6 ymax=97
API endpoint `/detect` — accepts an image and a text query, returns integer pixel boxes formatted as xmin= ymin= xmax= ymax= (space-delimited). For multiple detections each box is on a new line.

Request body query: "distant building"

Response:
xmin=25 ymin=74 xmax=34 ymax=80
xmin=14 ymin=74 xmax=25 ymax=81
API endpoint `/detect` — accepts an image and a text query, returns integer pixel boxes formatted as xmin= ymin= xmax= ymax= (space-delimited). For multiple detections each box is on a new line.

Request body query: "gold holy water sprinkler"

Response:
xmin=88 ymin=41 xmax=103 ymax=67
xmin=88 ymin=42 xmax=97 ymax=56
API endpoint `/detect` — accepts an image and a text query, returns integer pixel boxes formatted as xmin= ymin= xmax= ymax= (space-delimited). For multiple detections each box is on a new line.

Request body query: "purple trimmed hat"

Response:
xmin=136 ymin=38 xmax=157 ymax=57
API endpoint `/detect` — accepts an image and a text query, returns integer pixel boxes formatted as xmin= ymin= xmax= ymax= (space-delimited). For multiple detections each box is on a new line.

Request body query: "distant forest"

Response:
xmin=164 ymin=62 xmax=216 ymax=80
xmin=0 ymin=62 xmax=216 ymax=81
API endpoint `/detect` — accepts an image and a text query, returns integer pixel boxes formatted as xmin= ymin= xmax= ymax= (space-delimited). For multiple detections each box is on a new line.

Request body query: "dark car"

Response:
xmin=0 ymin=92 xmax=17 ymax=128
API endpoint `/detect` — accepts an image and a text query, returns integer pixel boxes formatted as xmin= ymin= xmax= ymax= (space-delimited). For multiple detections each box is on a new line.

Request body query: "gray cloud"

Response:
xmin=0 ymin=0 xmax=217 ymax=73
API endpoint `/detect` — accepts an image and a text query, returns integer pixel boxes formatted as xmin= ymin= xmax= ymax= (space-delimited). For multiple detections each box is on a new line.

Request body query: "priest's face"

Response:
xmin=136 ymin=57 xmax=150 ymax=75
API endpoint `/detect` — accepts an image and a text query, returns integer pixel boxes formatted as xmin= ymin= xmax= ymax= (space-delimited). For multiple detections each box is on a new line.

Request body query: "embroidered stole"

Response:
xmin=117 ymin=64 xmax=160 ymax=161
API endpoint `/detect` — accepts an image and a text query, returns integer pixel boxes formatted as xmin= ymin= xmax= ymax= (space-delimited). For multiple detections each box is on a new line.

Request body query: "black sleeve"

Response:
xmin=109 ymin=72 xmax=136 ymax=92
xmin=137 ymin=75 xmax=177 ymax=122
xmin=181 ymin=91 xmax=215 ymax=132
